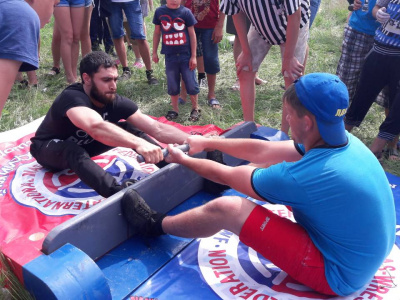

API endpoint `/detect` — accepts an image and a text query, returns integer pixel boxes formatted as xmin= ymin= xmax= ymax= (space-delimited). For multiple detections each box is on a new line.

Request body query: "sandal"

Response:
xmin=165 ymin=110 xmax=178 ymax=121
xmin=207 ymin=98 xmax=221 ymax=109
xmin=46 ymin=67 xmax=60 ymax=76
xmin=178 ymin=97 xmax=187 ymax=105
xmin=188 ymin=109 xmax=201 ymax=122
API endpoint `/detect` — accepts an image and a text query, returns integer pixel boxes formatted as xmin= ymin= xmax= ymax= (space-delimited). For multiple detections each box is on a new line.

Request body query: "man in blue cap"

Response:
xmin=122 ymin=73 xmax=395 ymax=296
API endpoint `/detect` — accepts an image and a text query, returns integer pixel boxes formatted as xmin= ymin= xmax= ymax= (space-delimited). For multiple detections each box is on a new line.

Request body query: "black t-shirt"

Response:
xmin=31 ymin=83 xmax=139 ymax=149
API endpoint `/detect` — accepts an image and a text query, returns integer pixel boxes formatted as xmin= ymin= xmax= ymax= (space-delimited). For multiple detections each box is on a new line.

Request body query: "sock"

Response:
xmin=204 ymin=150 xmax=230 ymax=194
xmin=151 ymin=213 xmax=166 ymax=236
xmin=198 ymin=72 xmax=206 ymax=82
xmin=146 ymin=69 xmax=153 ymax=77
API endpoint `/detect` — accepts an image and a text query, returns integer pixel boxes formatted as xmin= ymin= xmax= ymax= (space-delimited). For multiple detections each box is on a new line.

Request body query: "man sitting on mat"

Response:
xmin=121 ymin=73 xmax=395 ymax=297
xmin=30 ymin=51 xmax=190 ymax=198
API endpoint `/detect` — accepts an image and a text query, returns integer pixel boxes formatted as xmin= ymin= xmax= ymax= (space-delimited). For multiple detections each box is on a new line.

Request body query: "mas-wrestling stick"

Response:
xmin=136 ymin=144 xmax=190 ymax=163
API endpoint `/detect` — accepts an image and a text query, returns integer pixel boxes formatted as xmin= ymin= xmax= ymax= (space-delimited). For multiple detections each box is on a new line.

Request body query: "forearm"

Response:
xmin=201 ymin=138 xmax=272 ymax=163
xmin=188 ymin=26 xmax=197 ymax=58
xmin=151 ymin=122 xmax=190 ymax=144
xmin=182 ymin=156 xmax=231 ymax=185
xmin=232 ymin=11 xmax=251 ymax=54
xmin=215 ymin=12 xmax=225 ymax=31
xmin=90 ymin=122 xmax=145 ymax=149
xmin=283 ymin=10 xmax=301 ymax=61
xmin=195 ymin=138 xmax=301 ymax=165
xmin=153 ymin=30 xmax=161 ymax=54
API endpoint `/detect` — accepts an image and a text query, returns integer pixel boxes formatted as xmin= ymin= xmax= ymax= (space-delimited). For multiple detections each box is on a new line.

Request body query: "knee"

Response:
xmin=62 ymin=32 xmax=74 ymax=45
xmin=204 ymin=196 xmax=242 ymax=219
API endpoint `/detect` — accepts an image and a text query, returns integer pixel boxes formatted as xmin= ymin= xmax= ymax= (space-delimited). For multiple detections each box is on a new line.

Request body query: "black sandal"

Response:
xmin=188 ymin=109 xmax=201 ymax=122
xmin=165 ymin=110 xmax=178 ymax=121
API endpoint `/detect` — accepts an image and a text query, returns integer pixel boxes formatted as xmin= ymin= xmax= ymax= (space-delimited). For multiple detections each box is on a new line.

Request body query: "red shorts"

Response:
xmin=239 ymin=205 xmax=337 ymax=296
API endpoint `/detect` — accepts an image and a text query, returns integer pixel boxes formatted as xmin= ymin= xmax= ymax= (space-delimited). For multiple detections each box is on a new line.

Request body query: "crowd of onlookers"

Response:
xmin=0 ymin=0 xmax=399 ymax=161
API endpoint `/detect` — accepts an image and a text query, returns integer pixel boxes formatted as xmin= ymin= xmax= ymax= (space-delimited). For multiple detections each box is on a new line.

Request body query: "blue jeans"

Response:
xmin=195 ymin=28 xmax=220 ymax=74
xmin=309 ymin=0 xmax=321 ymax=28
xmin=109 ymin=1 xmax=146 ymax=40
xmin=165 ymin=53 xmax=199 ymax=96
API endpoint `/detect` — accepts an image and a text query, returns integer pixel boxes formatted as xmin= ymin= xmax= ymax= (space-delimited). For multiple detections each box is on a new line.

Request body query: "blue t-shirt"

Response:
xmin=374 ymin=0 xmax=400 ymax=49
xmin=251 ymin=132 xmax=395 ymax=296
xmin=349 ymin=0 xmax=380 ymax=36
xmin=153 ymin=5 xmax=197 ymax=55
xmin=0 ymin=0 xmax=40 ymax=71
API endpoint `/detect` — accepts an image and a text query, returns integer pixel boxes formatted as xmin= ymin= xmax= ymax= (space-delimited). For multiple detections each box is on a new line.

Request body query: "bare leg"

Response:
xmin=80 ymin=4 xmax=93 ymax=57
xmin=190 ymin=94 xmax=199 ymax=110
xmin=0 ymin=59 xmax=22 ymax=118
xmin=239 ymin=70 xmax=256 ymax=121
xmin=27 ymin=71 xmax=38 ymax=86
xmin=136 ymin=39 xmax=152 ymax=71
xmin=70 ymin=7 xmax=85 ymax=79
xmin=171 ymin=95 xmax=179 ymax=113
xmin=54 ymin=7 xmax=84 ymax=83
xmin=51 ymin=21 xmax=61 ymax=70
xmin=114 ymin=36 xmax=128 ymax=68
xmin=370 ymin=137 xmax=387 ymax=156
xmin=162 ymin=196 xmax=255 ymax=238
xmin=207 ymin=74 xmax=216 ymax=99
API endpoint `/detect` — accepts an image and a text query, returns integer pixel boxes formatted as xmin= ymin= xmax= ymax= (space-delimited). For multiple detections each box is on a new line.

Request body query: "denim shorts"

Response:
xmin=85 ymin=0 xmax=93 ymax=7
xmin=165 ymin=53 xmax=199 ymax=96
xmin=56 ymin=0 xmax=86 ymax=8
xmin=195 ymin=28 xmax=220 ymax=74
xmin=109 ymin=1 xmax=146 ymax=40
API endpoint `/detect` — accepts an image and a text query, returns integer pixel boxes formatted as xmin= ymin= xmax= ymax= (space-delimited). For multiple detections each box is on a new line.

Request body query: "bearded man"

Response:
xmin=30 ymin=51 xmax=189 ymax=197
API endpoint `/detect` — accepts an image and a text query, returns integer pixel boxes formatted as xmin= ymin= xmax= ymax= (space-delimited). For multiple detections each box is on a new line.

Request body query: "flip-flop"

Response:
xmin=165 ymin=110 xmax=178 ymax=121
xmin=178 ymin=97 xmax=186 ymax=105
xmin=208 ymin=98 xmax=221 ymax=109
xmin=188 ymin=109 xmax=201 ymax=122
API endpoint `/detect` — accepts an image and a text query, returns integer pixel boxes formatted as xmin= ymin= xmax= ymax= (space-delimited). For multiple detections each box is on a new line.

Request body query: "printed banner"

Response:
xmin=0 ymin=117 xmax=223 ymax=247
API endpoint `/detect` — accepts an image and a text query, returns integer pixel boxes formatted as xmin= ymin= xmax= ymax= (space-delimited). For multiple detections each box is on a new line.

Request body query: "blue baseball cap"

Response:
xmin=294 ymin=73 xmax=349 ymax=146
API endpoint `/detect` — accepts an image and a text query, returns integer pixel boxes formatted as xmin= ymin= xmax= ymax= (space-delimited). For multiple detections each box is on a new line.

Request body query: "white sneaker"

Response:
xmin=199 ymin=78 xmax=208 ymax=89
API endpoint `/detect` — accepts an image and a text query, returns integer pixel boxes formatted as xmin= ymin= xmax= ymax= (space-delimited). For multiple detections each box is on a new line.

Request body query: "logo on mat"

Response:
xmin=10 ymin=148 xmax=155 ymax=216
xmin=198 ymin=204 xmax=400 ymax=300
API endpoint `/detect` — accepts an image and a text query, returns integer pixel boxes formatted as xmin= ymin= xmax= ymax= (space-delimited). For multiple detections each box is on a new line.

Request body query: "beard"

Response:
xmin=90 ymin=81 xmax=116 ymax=105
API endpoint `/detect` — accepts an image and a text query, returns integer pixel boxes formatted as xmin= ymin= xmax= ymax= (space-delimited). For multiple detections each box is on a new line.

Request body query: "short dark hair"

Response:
xmin=79 ymin=51 xmax=117 ymax=83
xmin=283 ymin=82 xmax=309 ymax=118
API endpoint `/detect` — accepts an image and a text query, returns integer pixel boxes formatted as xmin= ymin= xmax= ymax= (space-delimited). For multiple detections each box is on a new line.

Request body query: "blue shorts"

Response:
xmin=109 ymin=1 xmax=146 ymax=40
xmin=85 ymin=0 xmax=93 ymax=7
xmin=195 ymin=28 xmax=220 ymax=74
xmin=165 ymin=53 xmax=199 ymax=96
xmin=56 ymin=0 xmax=86 ymax=8
xmin=0 ymin=0 xmax=39 ymax=72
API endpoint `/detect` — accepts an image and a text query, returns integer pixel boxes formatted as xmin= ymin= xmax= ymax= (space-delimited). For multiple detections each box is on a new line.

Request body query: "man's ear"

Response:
xmin=303 ymin=114 xmax=315 ymax=132
xmin=82 ymin=73 xmax=91 ymax=84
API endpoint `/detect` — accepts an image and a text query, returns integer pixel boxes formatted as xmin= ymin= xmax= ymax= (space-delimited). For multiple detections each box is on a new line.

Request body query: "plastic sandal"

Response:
xmin=188 ymin=109 xmax=201 ymax=122
xmin=165 ymin=110 xmax=178 ymax=121
xmin=207 ymin=98 xmax=221 ymax=109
